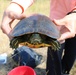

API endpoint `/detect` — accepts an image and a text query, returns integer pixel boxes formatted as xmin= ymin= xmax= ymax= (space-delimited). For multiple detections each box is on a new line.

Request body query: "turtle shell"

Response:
xmin=10 ymin=14 xmax=60 ymax=39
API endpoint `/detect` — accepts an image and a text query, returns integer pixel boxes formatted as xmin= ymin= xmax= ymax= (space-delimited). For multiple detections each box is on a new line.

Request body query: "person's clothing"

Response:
xmin=46 ymin=48 xmax=62 ymax=75
xmin=50 ymin=0 xmax=76 ymax=30
xmin=50 ymin=1 xmax=76 ymax=74
xmin=12 ymin=0 xmax=76 ymax=19
xmin=50 ymin=0 xmax=76 ymax=20
xmin=62 ymin=37 xmax=76 ymax=74
xmin=46 ymin=43 xmax=65 ymax=75
xmin=47 ymin=38 xmax=76 ymax=75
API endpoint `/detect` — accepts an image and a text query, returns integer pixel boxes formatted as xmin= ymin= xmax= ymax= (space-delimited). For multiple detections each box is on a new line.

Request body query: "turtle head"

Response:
xmin=29 ymin=33 xmax=42 ymax=45
xmin=22 ymin=33 xmax=51 ymax=48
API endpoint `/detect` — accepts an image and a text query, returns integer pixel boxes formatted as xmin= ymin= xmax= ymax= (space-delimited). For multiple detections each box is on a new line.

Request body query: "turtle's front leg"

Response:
xmin=50 ymin=40 xmax=61 ymax=51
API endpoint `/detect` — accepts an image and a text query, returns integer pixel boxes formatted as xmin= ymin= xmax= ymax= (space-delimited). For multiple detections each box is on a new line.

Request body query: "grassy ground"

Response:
xmin=0 ymin=0 xmax=76 ymax=75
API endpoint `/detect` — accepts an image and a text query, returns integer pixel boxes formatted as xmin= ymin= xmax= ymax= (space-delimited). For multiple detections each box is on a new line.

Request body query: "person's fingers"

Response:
xmin=8 ymin=11 xmax=26 ymax=20
xmin=66 ymin=20 xmax=76 ymax=32
xmin=53 ymin=19 xmax=67 ymax=26
xmin=54 ymin=19 xmax=76 ymax=33
xmin=58 ymin=31 xmax=75 ymax=41
xmin=16 ymin=13 xmax=26 ymax=20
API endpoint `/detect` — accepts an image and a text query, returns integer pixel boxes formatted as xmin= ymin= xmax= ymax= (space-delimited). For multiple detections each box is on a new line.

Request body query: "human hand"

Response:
xmin=1 ymin=3 xmax=26 ymax=39
xmin=54 ymin=13 xmax=76 ymax=42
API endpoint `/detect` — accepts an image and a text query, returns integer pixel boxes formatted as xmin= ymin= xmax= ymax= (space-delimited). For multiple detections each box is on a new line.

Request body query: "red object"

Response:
xmin=8 ymin=66 xmax=36 ymax=75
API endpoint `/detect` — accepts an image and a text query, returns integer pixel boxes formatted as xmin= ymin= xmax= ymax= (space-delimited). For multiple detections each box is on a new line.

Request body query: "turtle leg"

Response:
xmin=10 ymin=37 xmax=21 ymax=49
xmin=50 ymin=40 xmax=61 ymax=51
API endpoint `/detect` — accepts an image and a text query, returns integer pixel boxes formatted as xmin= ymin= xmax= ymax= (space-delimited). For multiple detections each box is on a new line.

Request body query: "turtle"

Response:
xmin=9 ymin=14 xmax=61 ymax=50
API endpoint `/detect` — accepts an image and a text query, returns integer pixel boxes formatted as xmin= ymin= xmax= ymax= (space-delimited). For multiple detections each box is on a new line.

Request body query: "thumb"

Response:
xmin=53 ymin=19 xmax=66 ymax=26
